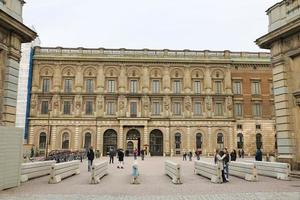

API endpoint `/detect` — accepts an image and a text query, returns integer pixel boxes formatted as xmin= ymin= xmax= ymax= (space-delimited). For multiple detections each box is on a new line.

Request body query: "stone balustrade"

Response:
xmin=229 ymin=161 xmax=258 ymax=181
xmin=165 ymin=160 xmax=182 ymax=184
xmin=194 ymin=161 xmax=222 ymax=183
xmin=89 ymin=161 xmax=108 ymax=184
xmin=48 ymin=160 xmax=80 ymax=184
xmin=21 ymin=161 xmax=56 ymax=183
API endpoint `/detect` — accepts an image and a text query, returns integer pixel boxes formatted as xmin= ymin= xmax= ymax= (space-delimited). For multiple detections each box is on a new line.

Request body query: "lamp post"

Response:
xmin=45 ymin=108 xmax=51 ymax=159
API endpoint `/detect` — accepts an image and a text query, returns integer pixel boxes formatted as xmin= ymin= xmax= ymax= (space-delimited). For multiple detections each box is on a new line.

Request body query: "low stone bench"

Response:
xmin=194 ymin=161 xmax=222 ymax=183
xmin=229 ymin=161 xmax=258 ymax=181
xmin=131 ymin=162 xmax=139 ymax=184
xmin=48 ymin=160 xmax=80 ymax=184
xmin=245 ymin=160 xmax=291 ymax=180
xmin=89 ymin=161 xmax=108 ymax=184
xmin=20 ymin=161 xmax=56 ymax=183
xmin=165 ymin=160 xmax=181 ymax=184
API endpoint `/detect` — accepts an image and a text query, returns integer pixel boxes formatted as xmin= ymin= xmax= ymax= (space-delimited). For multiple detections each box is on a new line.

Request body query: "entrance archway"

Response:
xmin=103 ymin=129 xmax=117 ymax=156
xmin=126 ymin=129 xmax=141 ymax=155
xmin=150 ymin=129 xmax=163 ymax=156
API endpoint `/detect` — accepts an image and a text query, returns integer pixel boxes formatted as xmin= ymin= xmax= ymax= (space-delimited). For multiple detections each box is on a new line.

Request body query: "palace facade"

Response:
xmin=28 ymin=47 xmax=275 ymax=156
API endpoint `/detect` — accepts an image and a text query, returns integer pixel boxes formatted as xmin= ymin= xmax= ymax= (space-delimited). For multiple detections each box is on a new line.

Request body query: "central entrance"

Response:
xmin=150 ymin=129 xmax=163 ymax=156
xmin=126 ymin=129 xmax=141 ymax=155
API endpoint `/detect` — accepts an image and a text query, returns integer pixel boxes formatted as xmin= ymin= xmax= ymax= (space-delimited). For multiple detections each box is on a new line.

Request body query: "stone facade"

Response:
xmin=28 ymin=47 xmax=275 ymax=157
xmin=256 ymin=0 xmax=300 ymax=169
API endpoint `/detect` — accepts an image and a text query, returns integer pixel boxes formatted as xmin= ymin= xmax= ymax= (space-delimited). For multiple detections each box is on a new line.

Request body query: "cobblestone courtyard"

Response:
xmin=1 ymin=157 xmax=300 ymax=200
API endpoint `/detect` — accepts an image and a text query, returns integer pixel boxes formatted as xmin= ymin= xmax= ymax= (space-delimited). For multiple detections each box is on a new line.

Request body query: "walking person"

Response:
xmin=214 ymin=149 xmax=227 ymax=183
xmin=241 ymin=149 xmax=245 ymax=158
xmin=224 ymin=148 xmax=230 ymax=180
xmin=133 ymin=148 xmax=138 ymax=160
xmin=109 ymin=148 xmax=115 ymax=164
xmin=140 ymin=149 xmax=145 ymax=161
xmin=188 ymin=151 xmax=193 ymax=161
xmin=255 ymin=148 xmax=263 ymax=161
xmin=183 ymin=152 xmax=187 ymax=161
xmin=117 ymin=149 xmax=125 ymax=169
xmin=87 ymin=146 xmax=94 ymax=172
xmin=238 ymin=149 xmax=241 ymax=158
xmin=195 ymin=149 xmax=200 ymax=160
xmin=230 ymin=149 xmax=237 ymax=161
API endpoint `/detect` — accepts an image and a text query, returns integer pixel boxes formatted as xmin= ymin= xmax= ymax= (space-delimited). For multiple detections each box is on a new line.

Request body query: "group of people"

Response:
xmin=182 ymin=149 xmax=202 ymax=161
xmin=214 ymin=148 xmax=232 ymax=183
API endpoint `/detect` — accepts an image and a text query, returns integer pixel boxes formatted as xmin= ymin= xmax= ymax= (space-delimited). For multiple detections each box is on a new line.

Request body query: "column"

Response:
xmin=165 ymin=126 xmax=170 ymax=155
xmin=50 ymin=126 xmax=57 ymax=150
xmin=119 ymin=66 xmax=126 ymax=93
xmin=204 ymin=67 xmax=212 ymax=94
xmin=53 ymin=65 xmax=62 ymax=92
xmin=187 ymin=126 xmax=191 ymax=151
xmin=184 ymin=66 xmax=191 ymax=93
xmin=29 ymin=126 xmax=34 ymax=145
xmin=97 ymin=65 xmax=104 ymax=92
xmin=144 ymin=125 xmax=148 ymax=146
xmin=224 ymin=67 xmax=232 ymax=94
xmin=119 ymin=125 xmax=124 ymax=149
xmin=75 ymin=66 xmax=83 ymax=93
xmin=142 ymin=66 xmax=149 ymax=93
xmin=163 ymin=66 xmax=170 ymax=93
xmin=208 ymin=126 xmax=212 ymax=155
xmin=97 ymin=125 xmax=101 ymax=152
xmin=74 ymin=126 xmax=79 ymax=150
xmin=31 ymin=64 xmax=40 ymax=92
xmin=228 ymin=126 xmax=233 ymax=150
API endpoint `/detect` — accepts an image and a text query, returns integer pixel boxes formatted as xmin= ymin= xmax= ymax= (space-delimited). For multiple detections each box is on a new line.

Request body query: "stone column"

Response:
xmin=184 ymin=66 xmax=191 ymax=93
xmin=96 ymin=95 xmax=104 ymax=117
xmin=144 ymin=125 xmax=148 ymax=154
xmin=29 ymin=126 xmax=34 ymax=145
xmin=119 ymin=125 xmax=124 ymax=149
xmin=142 ymin=66 xmax=149 ymax=93
xmin=163 ymin=96 xmax=170 ymax=117
xmin=97 ymin=125 xmax=101 ymax=152
xmin=74 ymin=126 xmax=80 ymax=150
xmin=119 ymin=66 xmax=126 ymax=93
xmin=208 ymin=126 xmax=212 ymax=155
xmin=163 ymin=66 xmax=170 ymax=93
xmin=204 ymin=67 xmax=212 ymax=94
xmin=187 ymin=126 xmax=191 ymax=151
xmin=97 ymin=65 xmax=104 ymax=92
xmin=31 ymin=64 xmax=40 ymax=92
xmin=165 ymin=126 xmax=170 ymax=155
xmin=53 ymin=65 xmax=61 ymax=92
xmin=224 ymin=67 xmax=232 ymax=94
xmin=50 ymin=126 xmax=56 ymax=150
xmin=75 ymin=66 xmax=83 ymax=93
xmin=228 ymin=126 xmax=233 ymax=150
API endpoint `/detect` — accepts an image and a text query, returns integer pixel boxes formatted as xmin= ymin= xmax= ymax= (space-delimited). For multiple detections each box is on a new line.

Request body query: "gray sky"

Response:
xmin=23 ymin=0 xmax=280 ymax=52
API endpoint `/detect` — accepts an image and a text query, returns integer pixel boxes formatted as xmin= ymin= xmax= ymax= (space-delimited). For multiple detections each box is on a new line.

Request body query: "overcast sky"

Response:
xmin=23 ymin=0 xmax=280 ymax=52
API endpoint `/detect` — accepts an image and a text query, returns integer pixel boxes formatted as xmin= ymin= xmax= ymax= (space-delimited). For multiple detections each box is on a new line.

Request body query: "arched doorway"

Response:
xmin=126 ymin=129 xmax=141 ymax=155
xmin=39 ymin=132 xmax=47 ymax=150
xmin=103 ymin=129 xmax=117 ymax=156
xmin=217 ymin=133 xmax=224 ymax=149
xmin=62 ymin=132 xmax=70 ymax=149
xmin=237 ymin=133 xmax=244 ymax=149
xmin=149 ymin=129 xmax=163 ymax=156
xmin=196 ymin=133 xmax=203 ymax=149
xmin=175 ymin=132 xmax=181 ymax=155
xmin=84 ymin=132 xmax=92 ymax=148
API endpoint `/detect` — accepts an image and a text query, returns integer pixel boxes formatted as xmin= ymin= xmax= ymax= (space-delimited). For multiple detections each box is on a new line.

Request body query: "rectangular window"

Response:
xmin=194 ymin=81 xmax=201 ymax=94
xmin=237 ymin=124 xmax=243 ymax=129
xmin=215 ymin=81 xmax=222 ymax=94
xmin=256 ymin=124 xmax=261 ymax=130
xmin=233 ymin=81 xmax=242 ymax=95
xmin=252 ymin=103 xmax=262 ymax=117
xmin=269 ymin=82 xmax=274 ymax=95
xmin=234 ymin=103 xmax=243 ymax=117
xmin=194 ymin=102 xmax=202 ymax=115
xmin=173 ymin=102 xmax=181 ymax=115
xmin=130 ymin=80 xmax=138 ymax=93
xmin=86 ymin=79 xmax=94 ymax=93
xmin=173 ymin=80 xmax=181 ymax=94
xmin=106 ymin=102 xmax=116 ymax=115
xmin=108 ymin=80 xmax=115 ymax=93
xmin=130 ymin=102 xmax=137 ymax=117
xmin=64 ymin=79 xmax=72 ymax=93
xmin=42 ymin=79 xmax=50 ymax=93
xmin=85 ymin=101 xmax=93 ymax=115
xmin=63 ymin=101 xmax=71 ymax=115
xmin=251 ymin=81 xmax=261 ymax=95
xmin=152 ymin=80 xmax=160 ymax=93
xmin=41 ymin=101 xmax=49 ymax=114
xmin=215 ymin=102 xmax=223 ymax=116
xmin=152 ymin=102 xmax=161 ymax=115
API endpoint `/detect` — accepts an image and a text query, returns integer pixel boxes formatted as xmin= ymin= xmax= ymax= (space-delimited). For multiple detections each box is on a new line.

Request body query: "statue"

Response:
xmin=227 ymin=97 xmax=233 ymax=111
xmin=205 ymin=96 xmax=212 ymax=111
xmin=184 ymin=96 xmax=192 ymax=111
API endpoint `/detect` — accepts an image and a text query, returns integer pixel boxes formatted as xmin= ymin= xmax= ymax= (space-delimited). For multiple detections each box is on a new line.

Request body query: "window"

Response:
xmin=41 ymin=101 xmax=49 ymax=114
xmin=108 ymin=80 xmax=115 ymax=93
xmin=64 ymin=79 xmax=72 ymax=93
xmin=130 ymin=80 xmax=138 ymax=93
xmin=217 ymin=133 xmax=224 ymax=148
xmin=237 ymin=124 xmax=243 ymax=130
xmin=152 ymin=102 xmax=161 ymax=115
xmin=251 ymin=81 xmax=261 ymax=95
xmin=86 ymin=79 xmax=94 ymax=93
xmin=84 ymin=133 xmax=91 ymax=148
xmin=269 ymin=82 xmax=274 ymax=95
xmin=42 ymin=79 xmax=50 ymax=93
xmin=85 ymin=101 xmax=93 ymax=115
xmin=233 ymin=81 xmax=242 ymax=95
xmin=39 ymin=132 xmax=47 ymax=149
xmin=256 ymin=124 xmax=261 ymax=130
xmin=130 ymin=102 xmax=137 ymax=117
xmin=193 ymin=81 xmax=201 ymax=94
xmin=175 ymin=133 xmax=181 ymax=149
xmin=194 ymin=102 xmax=202 ymax=116
xmin=237 ymin=133 xmax=244 ymax=149
xmin=196 ymin=133 xmax=203 ymax=149
xmin=256 ymin=133 xmax=263 ymax=149
xmin=215 ymin=102 xmax=223 ymax=116
xmin=252 ymin=103 xmax=262 ymax=117
xmin=234 ymin=103 xmax=243 ymax=117
xmin=106 ymin=102 xmax=116 ymax=115
xmin=63 ymin=101 xmax=71 ymax=115
xmin=215 ymin=81 xmax=222 ymax=94
xmin=172 ymin=102 xmax=181 ymax=115
xmin=173 ymin=80 xmax=181 ymax=94
xmin=152 ymin=80 xmax=160 ymax=93
xmin=62 ymin=132 xmax=70 ymax=149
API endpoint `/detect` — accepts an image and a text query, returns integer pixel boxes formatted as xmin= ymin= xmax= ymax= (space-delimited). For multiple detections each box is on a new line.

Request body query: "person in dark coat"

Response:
xmin=109 ymin=148 xmax=115 ymax=164
xmin=117 ymin=149 xmax=125 ymax=169
xmin=223 ymin=148 xmax=230 ymax=180
xmin=241 ymin=149 xmax=245 ymax=158
xmin=230 ymin=149 xmax=237 ymax=161
xmin=255 ymin=148 xmax=263 ymax=161
xmin=188 ymin=151 xmax=193 ymax=161
xmin=140 ymin=149 xmax=145 ymax=161
xmin=87 ymin=146 xmax=94 ymax=172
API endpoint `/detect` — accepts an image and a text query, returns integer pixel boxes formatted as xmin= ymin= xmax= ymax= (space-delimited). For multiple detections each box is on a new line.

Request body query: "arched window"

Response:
xmin=84 ymin=132 xmax=92 ymax=148
xmin=39 ymin=132 xmax=47 ymax=149
xmin=196 ymin=133 xmax=203 ymax=149
xmin=217 ymin=133 xmax=224 ymax=148
xmin=175 ymin=133 xmax=181 ymax=149
xmin=256 ymin=133 xmax=262 ymax=149
xmin=62 ymin=132 xmax=70 ymax=149
xmin=237 ymin=133 xmax=244 ymax=149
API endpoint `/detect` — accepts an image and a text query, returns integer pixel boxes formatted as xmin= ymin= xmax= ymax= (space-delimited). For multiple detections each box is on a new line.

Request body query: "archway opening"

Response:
xmin=196 ymin=133 xmax=203 ymax=149
xmin=103 ymin=129 xmax=117 ymax=156
xmin=62 ymin=132 xmax=70 ymax=149
xmin=126 ymin=129 xmax=141 ymax=156
xmin=217 ymin=133 xmax=224 ymax=149
xmin=175 ymin=132 xmax=181 ymax=155
xmin=237 ymin=133 xmax=244 ymax=149
xmin=150 ymin=129 xmax=163 ymax=156
xmin=84 ymin=132 xmax=92 ymax=149
xmin=256 ymin=133 xmax=263 ymax=149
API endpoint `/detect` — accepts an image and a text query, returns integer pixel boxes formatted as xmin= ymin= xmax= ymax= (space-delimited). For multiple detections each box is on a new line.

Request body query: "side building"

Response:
xmin=28 ymin=47 xmax=275 ymax=156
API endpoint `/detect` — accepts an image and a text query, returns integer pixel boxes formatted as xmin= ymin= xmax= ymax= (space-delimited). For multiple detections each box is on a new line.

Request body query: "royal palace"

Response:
xmin=27 ymin=47 xmax=276 ymax=156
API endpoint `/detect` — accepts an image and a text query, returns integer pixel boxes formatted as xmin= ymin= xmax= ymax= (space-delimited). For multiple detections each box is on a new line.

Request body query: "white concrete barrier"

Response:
xmin=229 ymin=161 xmax=258 ymax=181
xmin=48 ymin=160 xmax=80 ymax=184
xmin=89 ymin=161 xmax=108 ymax=184
xmin=245 ymin=160 xmax=291 ymax=180
xmin=21 ymin=161 xmax=56 ymax=183
xmin=165 ymin=160 xmax=181 ymax=184
xmin=194 ymin=161 xmax=222 ymax=183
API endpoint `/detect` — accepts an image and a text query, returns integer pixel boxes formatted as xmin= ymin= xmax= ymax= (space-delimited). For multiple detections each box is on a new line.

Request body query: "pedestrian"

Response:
xmin=214 ymin=149 xmax=227 ymax=183
xmin=241 ymin=149 xmax=245 ymax=158
xmin=117 ymin=149 xmax=125 ymax=169
xmin=183 ymin=152 xmax=187 ymax=161
xmin=230 ymin=149 xmax=237 ymax=161
xmin=109 ymin=148 xmax=115 ymax=164
xmin=133 ymin=148 xmax=138 ymax=160
xmin=195 ymin=149 xmax=200 ymax=160
xmin=189 ymin=151 xmax=192 ymax=161
xmin=224 ymin=148 xmax=230 ymax=180
xmin=140 ymin=149 xmax=145 ymax=161
xmin=87 ymin=146 xmax=94 ymax=172
xmin=238 ymin=149 xmax=241 ymax=158
xmin=255 ymin=148 xmax=263 ymax=161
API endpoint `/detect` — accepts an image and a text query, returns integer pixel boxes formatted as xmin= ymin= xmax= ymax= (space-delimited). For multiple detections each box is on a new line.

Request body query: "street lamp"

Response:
xmin=45 ymin=108 xmax=51 ymax=159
